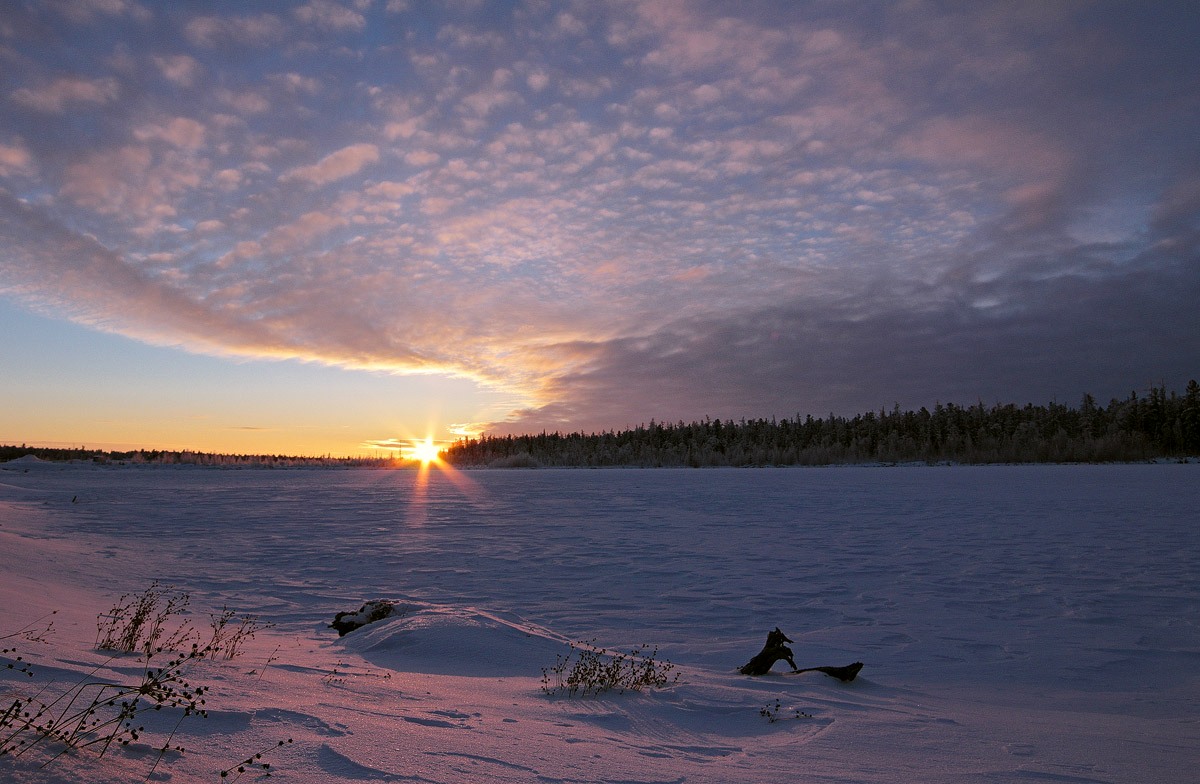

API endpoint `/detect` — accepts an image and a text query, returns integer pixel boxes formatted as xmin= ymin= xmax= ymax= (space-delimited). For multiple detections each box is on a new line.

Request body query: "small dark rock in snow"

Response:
xmin=330 ymin=600 xmax=397 ymax=636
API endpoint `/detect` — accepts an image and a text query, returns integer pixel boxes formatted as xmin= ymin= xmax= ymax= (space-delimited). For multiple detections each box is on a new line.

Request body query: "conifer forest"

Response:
xmin=443 ymin=381 xmax=1200 ymax=468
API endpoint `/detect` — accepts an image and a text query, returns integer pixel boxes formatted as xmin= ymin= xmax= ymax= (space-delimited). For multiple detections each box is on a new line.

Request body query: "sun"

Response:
xmin=409 ymin=437 xmax=441 ymax=465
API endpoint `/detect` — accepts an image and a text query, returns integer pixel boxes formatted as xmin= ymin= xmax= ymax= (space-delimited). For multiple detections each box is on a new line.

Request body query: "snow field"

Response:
xmin=1 ymin=461 xmax=1197 ymax=782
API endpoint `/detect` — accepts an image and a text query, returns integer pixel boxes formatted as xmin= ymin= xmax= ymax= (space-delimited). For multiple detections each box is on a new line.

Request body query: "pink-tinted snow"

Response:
xmin=2 ymin=461 xmax=1197 ymax=783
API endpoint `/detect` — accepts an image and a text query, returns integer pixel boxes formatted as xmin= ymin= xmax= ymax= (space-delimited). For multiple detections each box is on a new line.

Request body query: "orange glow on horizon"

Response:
xmin=409 ymin=436 xmax=442 ymax=465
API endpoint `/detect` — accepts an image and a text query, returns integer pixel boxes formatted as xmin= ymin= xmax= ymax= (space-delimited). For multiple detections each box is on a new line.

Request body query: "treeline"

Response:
xmin=0 ymin=445 xmax=395 ymax=468
xmin=444 ymin=381 xmax=1200 ymax=468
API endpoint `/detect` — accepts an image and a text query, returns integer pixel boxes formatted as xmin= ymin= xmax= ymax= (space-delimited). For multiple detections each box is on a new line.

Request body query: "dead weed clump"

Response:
xmin=95 ymin=581 xmax=271 ymax=660
xmin=2 ymin=583 xmax=271 ymax=778
xmin=541 ymin=640 xmax=679 ymax=697
xmin=1 ymin=645 xmax=211 ymax=771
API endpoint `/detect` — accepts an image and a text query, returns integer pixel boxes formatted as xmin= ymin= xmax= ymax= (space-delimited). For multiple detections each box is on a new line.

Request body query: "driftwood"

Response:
xmin=330 ymin=600 xmax=396 ymax=636
xmin=740 ymin=628 xmax=864 ymax=681
xmin=793 ymin=661 xmax=864 ymax=682
xmin=739 ymin=627 xmax=798 ymax=675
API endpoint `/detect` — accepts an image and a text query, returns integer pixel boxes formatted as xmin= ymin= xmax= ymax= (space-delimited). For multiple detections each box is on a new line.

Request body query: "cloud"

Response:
xmin=635 ymin=4 xmax=789 ymax=76
xmin=153 ymin=55 xmax=202 ymax=87
xmin=365 ymin=181 xmax=415 ymax=199
xmin=283 ymin=143 xmax=381 ymax=186
xmin=213 ymin=169 xmax=242 ymax=190
xmin=0 ymin=141 xmax=36 ymax=177
xmin=185 ymin=13 xmax=286 ymax=47
xmin=554 ymin=12 xmax=586 ymax=37
xmin=361 ymin=437 xmax=406 ymax=451
xmin=47 ymin=0 xmax=150 ymax=23
xmin=459 ymin=85 xmax=521 ymax=117
xmin=270 ymin=72 xmax=322 ymax=95
xmin=0 ymin=1 xmax=1197 ymax=439
xmin=215 ymin=89 xmax=271 ymax=115
xmin=59 ymin=145 xmax=208 ymax=228
xmin=0 ymin=192 xmax=269 ymax=353
xmin=498 ymin=236 xmax=1200 ymax=434
xmin=10 ymin=77 xmax=120 ymax=113
xmin=293 ymin=0 xmax=365 ymax=32
xmin=133 ymin=118 xmax=207 ymax=150
xmin=436 ymin=25 xmax=506 ymax=50
xmin=402 ymin=149 xmax=440 ymax=167
xmin=60 ymin=145 xmax=152 ymax=211
xmin=0 ymin=192 xmax=436 ymax=373
xmin=262 ymin=210 xmax=350 ymax=254
xmin=897 ymin=116 xmax=1069 ymax=187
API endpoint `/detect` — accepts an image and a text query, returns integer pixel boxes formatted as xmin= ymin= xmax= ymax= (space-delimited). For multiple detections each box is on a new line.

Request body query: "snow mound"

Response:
xmin=2 ymin=454 xmax=46 ymax=467
xmin=336 ymin=600 xmax=570 ymax=677
xmin=0 ymin=454 xmax=80 ymax=472
xmin=0 ymin=481 xmax=43 ymax=499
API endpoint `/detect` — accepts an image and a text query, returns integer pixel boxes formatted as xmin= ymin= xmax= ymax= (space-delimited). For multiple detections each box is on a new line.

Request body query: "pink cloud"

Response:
xmin=804 ymin=28 xmax=843 ymax=54
xmin=153 ymin=55 xmax=201 ymax=87
xmin=133 ymin=118 xmax=207 ymax=150
xmin=282 ymin=144 xmax=380 ymax=186
xmin=384 ymin=113 xmax=424 ymax=140
xmin=0 ymin=192 xmax=288 ymax=362
xmin=215 ymin=89 xmax=271 ymax=115
xmin=263 ymin=210 xmax=350 ymax=254
xmin=213 ymin=169 xmax=243 ymax=190
xmin=690 ymin=84 xmax=721 ymax=104
xmin=48 ymin=0 xmax=150 ymax=23
xmin=11 ymin=77 xmax=119 ymax=113
xmin=293 ymin=0 xmax=365 ymax=32
xmin=0 ymin=140 xmax=36 ymax=177
xmin=898 ymin=116 xmax=1068 ymax=181
xmin=270 ymin=72 xmax=322 ymax=94
xmin=60 ymin=145 xmax=152 ymax=211
xmin=554 ymin=12 xmax=586 ymax=36
xmin=60 ymin=145 xmax=208 ymax=230
xmin=896 ymin=116 xmax=1076 ymax=236
xmin=185 ymin=14 xmax=285 ymax=47
xmin=420 ymin=197 xmax=455 ymax=215
xmin=403 ymin=149 xmax=440 ymax=167
xmin=460 ymin=88 xmax=520 ymax=117
xmin=436 ymin=25 xmax=506 ymax=50
xmin=365 ymin=181 xmax=415 ymax=199
xmin=635 ymin=3 xmax=787 ymax=76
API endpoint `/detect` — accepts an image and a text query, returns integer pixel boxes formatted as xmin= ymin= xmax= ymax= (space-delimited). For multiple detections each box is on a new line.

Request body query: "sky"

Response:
xmin=1 ymin=1 xmax=1198 ymax=457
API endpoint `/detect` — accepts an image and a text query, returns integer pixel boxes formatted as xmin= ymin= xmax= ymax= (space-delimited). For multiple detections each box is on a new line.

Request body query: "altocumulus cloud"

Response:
xmin=282 ymin=143 xmax=381 ymax=186
xmin=0 ymin=1 xmax=1197 ymax=432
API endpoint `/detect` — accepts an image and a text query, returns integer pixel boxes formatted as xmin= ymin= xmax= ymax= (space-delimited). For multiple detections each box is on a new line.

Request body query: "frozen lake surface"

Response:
xmin=2 ymin=463 xmax=1197 ymax=782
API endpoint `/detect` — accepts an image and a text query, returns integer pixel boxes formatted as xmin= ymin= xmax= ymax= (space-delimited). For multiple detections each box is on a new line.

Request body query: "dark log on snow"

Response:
xmin=739 ymin=627 xmax=798 ymax=675
xmin=793 ymin=661 xmax=864 ymax=682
